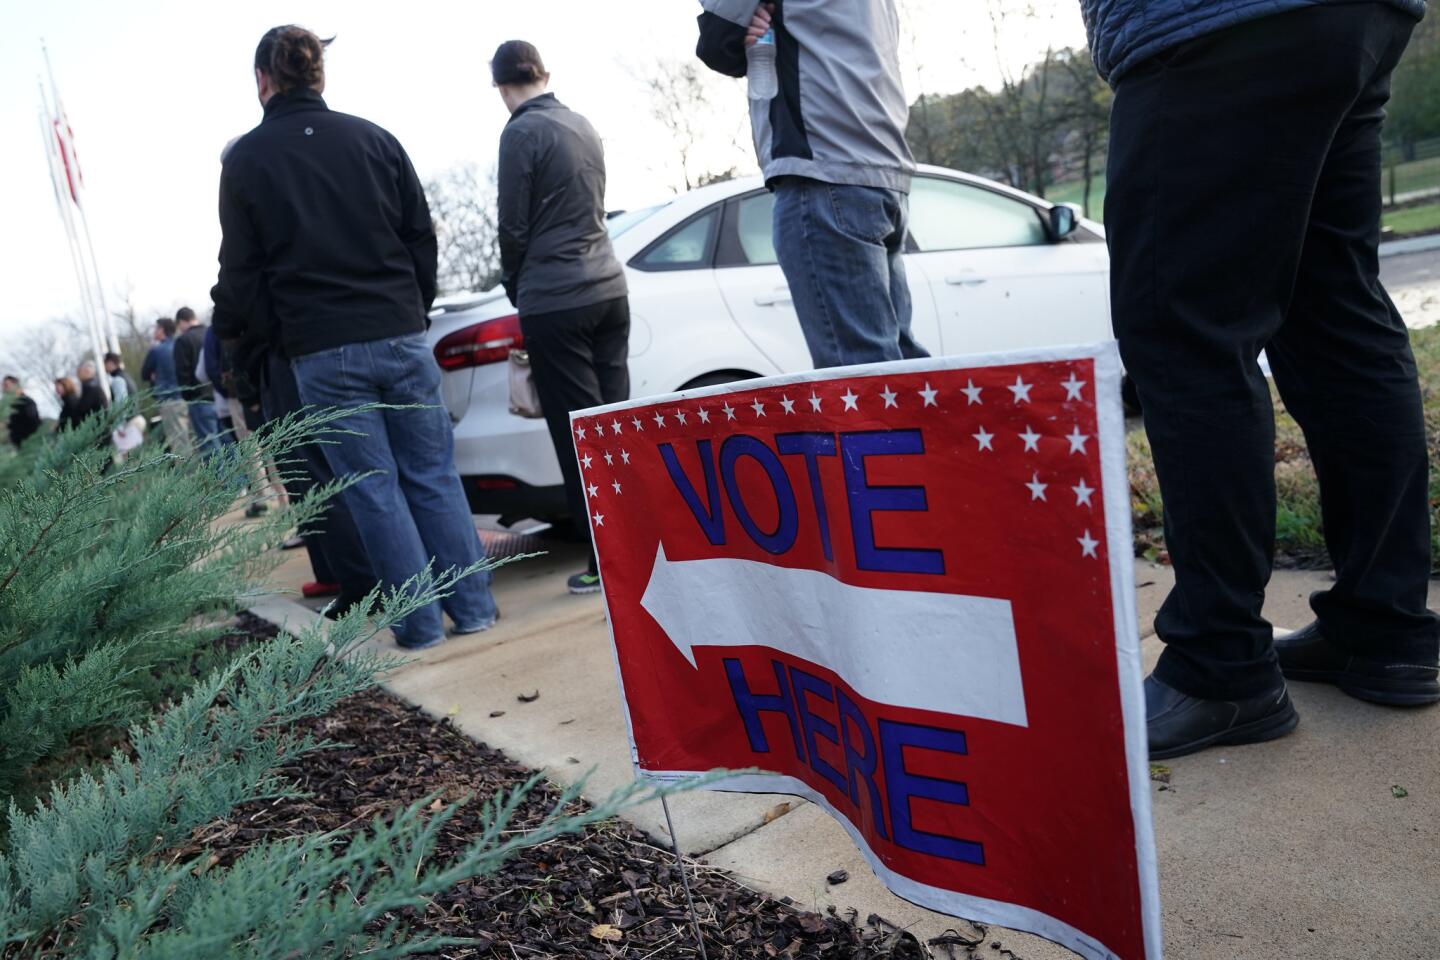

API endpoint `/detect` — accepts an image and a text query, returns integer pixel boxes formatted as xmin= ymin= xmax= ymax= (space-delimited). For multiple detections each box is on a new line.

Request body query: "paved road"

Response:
xmin=1382 ymin=249 xmax=1439 ymax=289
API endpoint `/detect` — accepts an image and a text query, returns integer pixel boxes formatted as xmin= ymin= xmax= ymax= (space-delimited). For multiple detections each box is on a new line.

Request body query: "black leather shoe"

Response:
xmin=1145 ymin=674 xmax=1298 ymax=760
xmin=1276 ymin=622 xmax=1440 ymax=706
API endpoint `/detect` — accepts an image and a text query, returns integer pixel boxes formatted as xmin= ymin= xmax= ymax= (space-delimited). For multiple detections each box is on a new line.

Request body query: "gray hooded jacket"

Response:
xmin=697 ymin=0 xmax=915 ymax=193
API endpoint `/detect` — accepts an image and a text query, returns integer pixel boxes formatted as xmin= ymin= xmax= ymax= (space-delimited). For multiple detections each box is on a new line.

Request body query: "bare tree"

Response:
xmin=424 ymin=163 xmax=502 ymax=296
xmin=629 ymin=57 xmax=751 ymax=193
xmin=3 ymin=317 xmax=90 ymax=400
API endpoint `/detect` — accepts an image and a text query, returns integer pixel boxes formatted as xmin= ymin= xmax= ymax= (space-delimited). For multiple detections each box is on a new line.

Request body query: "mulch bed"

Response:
xmin=186 ymin=615 xmax=1008 ymax=959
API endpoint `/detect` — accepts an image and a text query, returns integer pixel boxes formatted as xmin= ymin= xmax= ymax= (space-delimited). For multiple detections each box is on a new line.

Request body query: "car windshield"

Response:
xmin=607 ymin=205 xmax=664 ymax=239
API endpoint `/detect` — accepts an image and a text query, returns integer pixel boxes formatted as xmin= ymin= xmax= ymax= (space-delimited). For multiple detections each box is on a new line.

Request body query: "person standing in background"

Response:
xmin=74 ymin=361 xmax=107 ymax=421
xmin=1081 ymin=0 xmax=1437 ymax=759
xmin=695 ymin=0 xmax=925 ymax=368
xmin=174 ymin=307 xmax=221 ymax=456
xmin=3 ymin=377 xmax=41 ymax=448
xmin=141 ymin=317 xmax=193 ymax=455
xmin=54 ymin=378 xmax=83 ymax=432
xmin=493 ymin=40 xmax=630 ymax=596
xmin=213 ymin=24 xmax=497 ymax=649
xmin=104 ymin=353 xmax=135 ymax=406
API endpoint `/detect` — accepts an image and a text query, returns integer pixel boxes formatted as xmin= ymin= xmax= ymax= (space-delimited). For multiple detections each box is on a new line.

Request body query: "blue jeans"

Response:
xmin=292 ymin=333 xmax=498 ymax=647
xmin=772 ymin=177 xmax=929 ymax=369
xmin=188 ymin=401 xmax=225 ymax=458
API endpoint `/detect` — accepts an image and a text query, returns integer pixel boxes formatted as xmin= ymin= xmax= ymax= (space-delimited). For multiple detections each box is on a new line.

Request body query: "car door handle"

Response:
xmin=754 ymin=289 xmax=794 ymax=307
xmin=945 ymin=274 xmax=988 ymax=287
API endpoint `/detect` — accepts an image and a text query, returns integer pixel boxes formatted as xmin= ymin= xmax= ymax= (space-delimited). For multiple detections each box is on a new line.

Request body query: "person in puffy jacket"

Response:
xmin=1082 ymin=0 xmax=1436 ymax=759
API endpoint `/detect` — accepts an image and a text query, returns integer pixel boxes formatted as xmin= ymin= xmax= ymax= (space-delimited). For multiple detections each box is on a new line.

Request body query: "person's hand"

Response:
xmin=744 ymin=3 xmax=774 ymax=47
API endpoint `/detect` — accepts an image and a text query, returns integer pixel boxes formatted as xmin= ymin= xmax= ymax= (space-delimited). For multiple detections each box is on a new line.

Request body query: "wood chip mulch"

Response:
xmin=178 ymin=615 xmax=1006 ymax=959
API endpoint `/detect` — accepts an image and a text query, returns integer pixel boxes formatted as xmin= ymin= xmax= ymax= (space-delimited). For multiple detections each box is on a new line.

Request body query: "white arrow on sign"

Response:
xmin=639 ymin=545 xmax=1028 ymax=727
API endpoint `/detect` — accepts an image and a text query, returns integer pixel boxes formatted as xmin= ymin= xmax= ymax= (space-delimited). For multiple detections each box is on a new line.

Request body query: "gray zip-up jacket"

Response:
xmin=697 ymin=0 xmax=915 ymax=193
xmin=498 ymin=94 xmax=627 ymax=317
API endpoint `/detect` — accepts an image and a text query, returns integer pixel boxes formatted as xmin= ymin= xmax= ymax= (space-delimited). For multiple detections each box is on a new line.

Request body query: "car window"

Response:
xmin=634 ymin=209 xmax=719 ymax=269
xmin=908 ymin=177 xmax=1048 ymax=252
xmin=735 ymin=192 xmax=778 ymax=265
xmin=607 ymin=204 xmax=664 ymax=239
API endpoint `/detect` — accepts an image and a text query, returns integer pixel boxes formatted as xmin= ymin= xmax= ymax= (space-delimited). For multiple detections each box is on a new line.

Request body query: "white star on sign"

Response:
xmin=675 ymin=410 xmax=689 ymax=425
xmin=698 ymin=407 xmax=711 ymax=424
xmin=1067 ymin=427 xmax=1090 ymax=455
xmin=841 ymin=390 xmax=859 ymax=411
xmin=632 ymin=416 xmax=644 ymax=432
xmin=881 ymin=385 xmax=898 ymax=409
xmin=612 ymin=480 xmax=622 ymax=494
xmin=653 ymin=411 xmax=666 ymax=428
xmin=1072 ymin=479 xmax=1095 ymax=506
xmin=621 ymin=449 xmax=631 ymax=464
xmin=918 ymin=383 xmax=938 ymax=407
xmin=962 ymin=379 xmax=983 ymax=405
xmin=604 ymin=451 xmax=614 ymax=465
xmin=809 ymin=393 xmax=823 ymax=412
xmin=593 ymin=513 xmax=605 ymax=527
xmin=781 ymin=395 xmax=796 ymax=414
xmin=1061 ymin=372 xmax=1086 ymax=402
xmin=594 ymin=423 xmax=605 ymax=437
xmin=1026 ymin=472 xmax=1048 ymax=501
xmin=751 ymin=399 xmax=766 ymax=417
xmin=722 ymin=402 xmax=737 ymax=421
xmin=611 ymin=419 xmax=623 ymax=434
xmin=575 ymin=425 xmax=588 ymax=440
xmin=587 ymin=483 xmax=599 ymax=498
xmin=581 ymin=454 xmax=593 ymax=469
xmin=1019 ymin=426 xmax=1041 ymax=452
xmin=1008 ymin=376 xmax=1033 ymax=404
xmin=973 ymin=427 xmax=994 ymax=451
xmin=1079 ymin=530 xmax=1099 ymax=558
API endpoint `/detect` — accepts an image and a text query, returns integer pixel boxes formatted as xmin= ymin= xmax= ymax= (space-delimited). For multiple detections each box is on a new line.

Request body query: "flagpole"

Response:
xmin=38 ymin=78 xmax=108 ymax=399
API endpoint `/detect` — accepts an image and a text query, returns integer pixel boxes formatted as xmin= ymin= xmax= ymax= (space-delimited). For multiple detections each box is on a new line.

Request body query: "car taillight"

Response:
xmin=434 ymin=314 xmax=523 ymax=371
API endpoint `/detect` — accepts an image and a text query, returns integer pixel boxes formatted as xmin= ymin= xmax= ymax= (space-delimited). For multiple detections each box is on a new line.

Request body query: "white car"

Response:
xmin=426 ymin=164 xmax=1111 ymax=523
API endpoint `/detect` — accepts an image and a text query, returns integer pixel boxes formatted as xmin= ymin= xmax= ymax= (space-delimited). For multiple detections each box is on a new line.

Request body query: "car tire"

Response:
xmin=679 ymin=370 xmax=762 ymax=391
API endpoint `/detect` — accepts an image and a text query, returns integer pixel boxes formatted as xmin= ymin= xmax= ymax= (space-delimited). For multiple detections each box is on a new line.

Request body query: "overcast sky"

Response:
xmin=1 ymin=0 xmax=1087 ymax=338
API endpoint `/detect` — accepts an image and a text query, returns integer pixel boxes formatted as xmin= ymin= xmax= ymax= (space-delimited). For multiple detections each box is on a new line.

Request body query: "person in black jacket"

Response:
xmin=212 ymin=25 xmax=496 ymax=650
xmin=74 ymin=362 xmax=108 ymax=422
xmin=3 ymin=376 xmax=41 ymax=448
xmin=54 ymin=377 xmax=83 ymax=432
xmin=493 ymin=40 xmax=630 ymax=596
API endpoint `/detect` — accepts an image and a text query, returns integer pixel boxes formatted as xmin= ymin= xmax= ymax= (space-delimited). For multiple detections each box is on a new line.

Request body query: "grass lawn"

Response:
xmin=1128 ymin=325 xmax=1440 ymax=570
xmin=1386 ymin=153 xmax=1440 ymax=200
xmin=1046 ymin=175 xmax=1107 ymax=221
xmin=1384 ymin=200 xmax=1440 ymax=237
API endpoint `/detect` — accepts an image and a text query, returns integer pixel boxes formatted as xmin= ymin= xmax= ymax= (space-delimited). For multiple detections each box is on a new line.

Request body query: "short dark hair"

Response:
xmin=175 ymin=307 xmax=196 ymax=324
xmin=104 ymin=352 xmax=122 ymax=366
xmin=157 ymin=317 xmax=177 ymax=337
xmin=491 ymin=40 xmax=546 ymax=87
xmin=255 ymin=26 xmax=333 ymax=95
xmin=2 ymin=376 xmax=19 ymax=387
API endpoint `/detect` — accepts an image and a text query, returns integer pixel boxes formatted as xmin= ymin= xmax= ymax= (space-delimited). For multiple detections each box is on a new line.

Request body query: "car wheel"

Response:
xmin=679 ymin=370 xmax=762 ymax=391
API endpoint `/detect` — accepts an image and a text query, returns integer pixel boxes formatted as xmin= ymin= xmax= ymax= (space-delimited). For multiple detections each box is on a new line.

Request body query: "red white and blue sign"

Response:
xmin=574 ymin=343 xmax=1160 ymax=960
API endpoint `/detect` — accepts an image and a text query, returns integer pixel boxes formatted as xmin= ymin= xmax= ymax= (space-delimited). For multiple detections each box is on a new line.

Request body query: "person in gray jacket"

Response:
xmin=494 ymin=40 xmax=629 ymax=595
xmin=696 ymin=0 xmax=927 ymax=369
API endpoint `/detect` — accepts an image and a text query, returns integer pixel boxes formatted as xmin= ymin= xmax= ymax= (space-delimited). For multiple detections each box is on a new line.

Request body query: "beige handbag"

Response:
xmin=507 ymin=349 xmax=544 ymax=418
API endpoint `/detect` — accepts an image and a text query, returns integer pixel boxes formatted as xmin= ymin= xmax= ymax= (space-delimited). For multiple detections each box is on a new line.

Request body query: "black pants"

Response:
xmin=1107 ymin=3 xmax=1438 ymax=700
xmin=261 ymin=352 xmax=377 ymax=609
xmin=521 ymin=296 xmax=631 ymax=574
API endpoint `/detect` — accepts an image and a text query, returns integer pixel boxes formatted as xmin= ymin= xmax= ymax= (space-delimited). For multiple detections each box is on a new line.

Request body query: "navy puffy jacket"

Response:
xmin=1081 ymin=0 xmax=1426 ymax=84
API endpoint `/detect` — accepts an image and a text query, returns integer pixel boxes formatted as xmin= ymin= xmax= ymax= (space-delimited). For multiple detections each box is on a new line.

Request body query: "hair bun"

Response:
xmin=255 ymin=25 xmax=333 ymax=94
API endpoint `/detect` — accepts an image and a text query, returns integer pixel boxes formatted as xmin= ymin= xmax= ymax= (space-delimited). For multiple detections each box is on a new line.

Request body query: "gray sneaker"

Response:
xmin=567 ymin=571 xmax=602 ymax=595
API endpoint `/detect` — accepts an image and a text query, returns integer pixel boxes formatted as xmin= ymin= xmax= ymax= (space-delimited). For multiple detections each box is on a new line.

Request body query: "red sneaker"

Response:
xmin=302 ymin=581 xmax=341 ymax=599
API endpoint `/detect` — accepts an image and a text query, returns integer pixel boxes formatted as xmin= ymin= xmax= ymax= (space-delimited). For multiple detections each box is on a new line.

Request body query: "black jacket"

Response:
xmin=6 ymin=395 xmax=40 ymax=447
xmin=211 ymin=88 xmax=437 ymax=359
xmin=498 ymin=94 xmax=627 ymax=317
xmin=174 ymin=325 xmax=207 ymax=401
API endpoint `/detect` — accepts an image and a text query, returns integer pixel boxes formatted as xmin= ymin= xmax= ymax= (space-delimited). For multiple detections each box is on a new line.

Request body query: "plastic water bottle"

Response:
xmin=747 ymin=28 xmax=777 ymax=101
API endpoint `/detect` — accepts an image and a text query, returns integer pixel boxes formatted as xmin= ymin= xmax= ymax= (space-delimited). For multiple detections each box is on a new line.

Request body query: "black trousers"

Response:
xmin=521 ymin=296 xmax=631 ymax=574
xmin=1107 ymin=2 xmax=1438 ymax=700
xmin=261 ymin=352 xmax=377 ymax=609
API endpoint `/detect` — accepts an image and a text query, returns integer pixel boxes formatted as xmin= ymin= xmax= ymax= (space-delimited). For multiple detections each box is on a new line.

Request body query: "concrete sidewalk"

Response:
xmin=257 ymin=536 xmax=1440 ymax=959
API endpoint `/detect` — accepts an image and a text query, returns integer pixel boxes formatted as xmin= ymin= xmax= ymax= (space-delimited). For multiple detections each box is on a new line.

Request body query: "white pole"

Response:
xmin=75 ymin=206 xmax=119 ymax=355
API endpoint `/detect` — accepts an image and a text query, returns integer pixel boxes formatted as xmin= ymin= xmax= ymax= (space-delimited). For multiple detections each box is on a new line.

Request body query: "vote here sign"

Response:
xmin=573 ymin=343 xmax=1159 ymax=960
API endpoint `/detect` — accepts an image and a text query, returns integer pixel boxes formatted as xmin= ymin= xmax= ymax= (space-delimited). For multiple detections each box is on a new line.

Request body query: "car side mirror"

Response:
xmin=1047 ymin=204 xmax=1078 ymax=241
